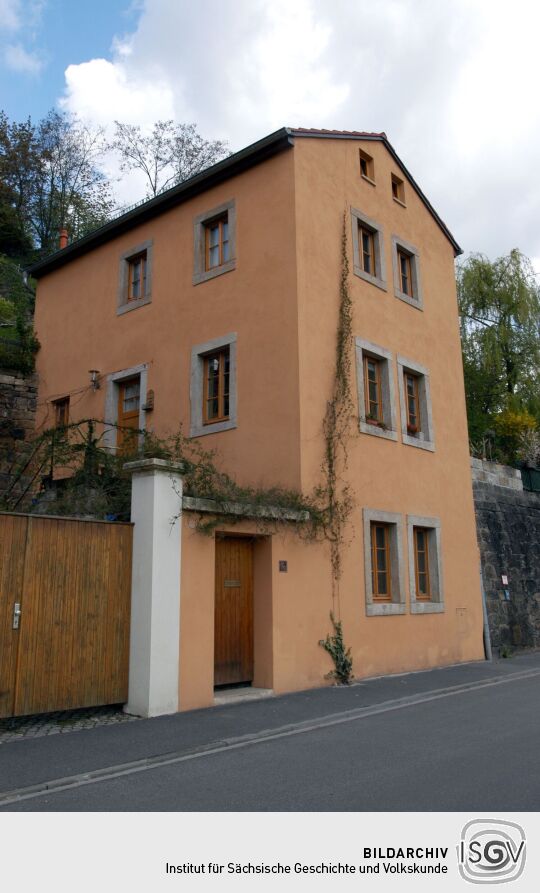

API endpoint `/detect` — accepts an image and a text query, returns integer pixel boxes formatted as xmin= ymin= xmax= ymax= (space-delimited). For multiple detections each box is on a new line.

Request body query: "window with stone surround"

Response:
xmin=193 ymin=200 xmax=236 ymax=285
xmin=350 ymin=207 xmax=386 ymax=291
xmin=355 ymin=338 xmax=398 ymax=442
xmin=397 ymin=355 xmax=435 ymax=451
xmin=391 ymin=235 xmax=423 ymax=309
xmin=190 ymin=333 xmax=237 ymax=436
xmin=407 ymin=515 xmax=444 ymax=613
xmin=118 ymin=240 xmax=153 ymax=314
xmin=363 ymin=508 xmax=405 ymax=616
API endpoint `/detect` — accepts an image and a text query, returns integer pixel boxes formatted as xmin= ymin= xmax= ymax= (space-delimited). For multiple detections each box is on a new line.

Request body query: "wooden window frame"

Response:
xmin=116 ymin=376 xmax=141 ymax=455
xmin=356 ymin=338 xmax=398 ymax=442
xmin=363 ymin=355 xmax=383 ymax=425
xmin=392 ymin=236 xmax=422 ymax=309
xmin=359 ymin=149 xmax=375 ymax=183
xmin=407 ymin=515 xmax=443 ymax=613
xmin=370 ymin=522 xmax=392 ymax=601
xmin=404 ymin=371 xmax=421 ymax=434
xmin=127 ymin=252 xmax=147 ymax=303
xmin=413 ymin=527 xmax=431 ymax=601
xmin=203 ymin=348 xmax=230 ymax=425
xmin=204 ymin=214 xmax=229 ymax=272
xmin=194 ymin=200 xmax=236 ymax=286
xmin=118 ymin=240 xmax=153 ymax=314
xmin=54 ymin=397 xmax=69 ymax=428
xmin=398 ymin=250 xmax=413 ymax=297
xmin=397 ymin=356 xmax=434 ymax=451
xmin=391 ymin=174 xmax=405 ymax=204
xmin=359 ymin=225 xmax=375 ymax=277
xmin=363 ymin=508 xmax=405 ymax=615
xmin=351 ymin=208 xmax=386 ymax=291
xmin=53 ymin=397 xmax=70 ymax=440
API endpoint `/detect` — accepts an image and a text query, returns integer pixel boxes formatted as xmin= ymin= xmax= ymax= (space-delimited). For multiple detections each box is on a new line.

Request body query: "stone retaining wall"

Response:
xmin=472 ymin=458 xmax=540 ymax=652
xmin=0 ymin=368 xmax=38 ymax=504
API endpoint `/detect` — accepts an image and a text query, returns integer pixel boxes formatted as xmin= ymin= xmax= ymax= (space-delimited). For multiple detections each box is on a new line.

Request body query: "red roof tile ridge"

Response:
xmin=290 ymin=127 xmax=387 ymax=139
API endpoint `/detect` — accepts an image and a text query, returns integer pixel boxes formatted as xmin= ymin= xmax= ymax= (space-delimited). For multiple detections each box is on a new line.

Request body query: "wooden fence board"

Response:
xmin=0 ymin=512 xmax=132 ymax=718
xmin=0 ymin=515 xmax=27 ymax=718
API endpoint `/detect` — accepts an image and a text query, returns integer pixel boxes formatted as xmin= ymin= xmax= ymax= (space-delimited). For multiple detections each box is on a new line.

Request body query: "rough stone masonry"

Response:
xmin=472 ymin=458 xmax=540 ymax=652
xmin=0 ymin=369 xmax=38 ymax=505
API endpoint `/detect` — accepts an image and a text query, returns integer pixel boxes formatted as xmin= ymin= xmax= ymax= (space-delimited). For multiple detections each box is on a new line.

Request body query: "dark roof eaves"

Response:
xmin=29 ymin=127 xmax=294 ymax=277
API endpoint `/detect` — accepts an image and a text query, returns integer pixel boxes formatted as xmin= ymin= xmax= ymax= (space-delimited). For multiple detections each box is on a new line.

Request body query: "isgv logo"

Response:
xmin=458 ymin=819 xmax=526 ymax=884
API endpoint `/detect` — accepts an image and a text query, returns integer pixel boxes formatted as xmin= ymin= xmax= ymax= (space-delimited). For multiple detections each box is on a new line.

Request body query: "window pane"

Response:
xmin=417 ymin=551 xmax=427 ymax=574
xmin=376 ymin=549 xmax=387 ymax=572
xmin=375 ymin=526 xmax=386 ymax=549
xmin=222 ymin=220 xmax=228 ymax=242
xmin=207 ymin=398 xmax=219 ymax=419
xmin=222 ymin=239 xmax=230 ymax=262
xmin=208 ymin=245 xmax=219 ymax=268
xmin=416 ymin=529 xmax=426 ymax=551
xmin=377 ymin=572 xmax=388 ymax=595
xmin=418 ymin=573 xmax=428 ymax=595
xmin=209 ymin=224 xmax=219 ymax=248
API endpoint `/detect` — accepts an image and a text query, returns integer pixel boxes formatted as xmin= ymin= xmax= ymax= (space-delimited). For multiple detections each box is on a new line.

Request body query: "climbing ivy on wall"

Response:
xmin=4 ymin=215 xmax=356 ymax=681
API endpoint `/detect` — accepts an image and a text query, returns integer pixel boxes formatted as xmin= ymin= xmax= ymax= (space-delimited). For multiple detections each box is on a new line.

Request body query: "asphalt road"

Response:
xmin=3 ymin=665 xmax=540 ymax=811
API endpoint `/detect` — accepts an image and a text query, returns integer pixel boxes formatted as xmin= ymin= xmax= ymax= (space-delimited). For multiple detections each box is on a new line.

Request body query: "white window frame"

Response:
xmin=355 ymin=338 xmax=398 ymax=442
xmin=363 ymin=508 xmax=406 ymax=616
xmin=391 ymin=235 xmax=423 ymax=309
xmin=407 ymin=515 xmax=444 ymax=614
xmin=397 ymin=355 xmax=435 ymax=451
xmin=190 ymin=333 xmax=237 ymax=437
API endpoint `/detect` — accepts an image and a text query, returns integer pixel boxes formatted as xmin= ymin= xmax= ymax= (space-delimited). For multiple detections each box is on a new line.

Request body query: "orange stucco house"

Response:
xmin=30 ymin=128 xmax=485 ymax=715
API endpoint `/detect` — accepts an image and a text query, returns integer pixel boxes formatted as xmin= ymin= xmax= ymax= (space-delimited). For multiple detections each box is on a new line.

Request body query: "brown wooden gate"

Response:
xmin=0 ymin=512 xmax=132 ymax=718
xmin=214 ymin=536 xmax=254 ymax=687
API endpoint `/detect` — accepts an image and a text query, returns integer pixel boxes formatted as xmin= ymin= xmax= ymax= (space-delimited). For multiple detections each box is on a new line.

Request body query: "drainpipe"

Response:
xmin=480 ymin=565 xmax=492 ymax=661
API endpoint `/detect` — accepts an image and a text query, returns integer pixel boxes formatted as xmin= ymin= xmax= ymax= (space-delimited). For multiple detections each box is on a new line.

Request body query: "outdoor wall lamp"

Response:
xmin=88 ymin=369 xmax=101 ymax=391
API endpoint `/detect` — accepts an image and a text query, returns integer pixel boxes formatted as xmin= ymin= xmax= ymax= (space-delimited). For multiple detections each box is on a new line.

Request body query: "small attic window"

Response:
xmin=391 ymin=174 xmax=405 ymax=205
xmin=359 ymin=149 xmax=375 ymax=184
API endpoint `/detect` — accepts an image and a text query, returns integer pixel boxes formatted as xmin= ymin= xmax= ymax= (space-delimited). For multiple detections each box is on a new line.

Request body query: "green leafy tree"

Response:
xmin=458 ymin=249 xmax=540 ymax=460
xmin=0 ymin=109 xmax=114 ymax=257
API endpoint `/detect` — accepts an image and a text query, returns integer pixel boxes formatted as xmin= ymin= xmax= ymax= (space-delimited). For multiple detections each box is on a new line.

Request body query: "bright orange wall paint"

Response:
xmin=34 ymin=134 xmax=484 ymax=711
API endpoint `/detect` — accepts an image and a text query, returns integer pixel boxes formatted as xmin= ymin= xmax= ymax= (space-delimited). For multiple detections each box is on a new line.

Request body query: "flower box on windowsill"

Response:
xmin=366 ymin=416 xmax=387 ymax=430
xmin=407 ymin=424 xmax=418 ymax=435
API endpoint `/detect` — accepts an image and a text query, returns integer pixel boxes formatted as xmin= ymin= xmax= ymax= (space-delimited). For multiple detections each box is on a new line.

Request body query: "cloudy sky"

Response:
xmin=2 ymin=0 xmax=540 ymax=267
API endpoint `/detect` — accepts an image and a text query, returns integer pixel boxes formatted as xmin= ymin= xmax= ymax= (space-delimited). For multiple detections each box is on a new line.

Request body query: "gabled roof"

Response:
xmin=288 ymin=128 xmax=461 ymax=256
xmin=28 ymin=126 xmax=461 ymax=277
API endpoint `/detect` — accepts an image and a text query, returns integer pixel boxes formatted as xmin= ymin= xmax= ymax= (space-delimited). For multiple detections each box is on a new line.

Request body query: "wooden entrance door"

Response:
xmin=214 ymin=537 xmax=254 ymax=686
xmin=117 ymin=377 xmax=140 ymax=454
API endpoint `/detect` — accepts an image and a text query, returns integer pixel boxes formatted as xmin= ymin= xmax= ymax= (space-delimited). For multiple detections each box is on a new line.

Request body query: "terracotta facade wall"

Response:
xmin=33 ymin=135 xmax=485 ymax=711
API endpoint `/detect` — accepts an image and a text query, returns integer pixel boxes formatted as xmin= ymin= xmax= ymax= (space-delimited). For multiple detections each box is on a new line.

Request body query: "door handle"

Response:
xmin=12 ymin=602 xmax=21 ymax=630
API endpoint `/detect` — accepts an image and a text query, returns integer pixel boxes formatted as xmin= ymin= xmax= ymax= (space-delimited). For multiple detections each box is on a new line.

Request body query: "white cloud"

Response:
xmin=61 ymin=58 xmax=174 ymax=127
xmin=4 ymin=41 xmax=42 ymax=73
xmin=60 ymin=0 xmax=540 ymax=262
xmin=0 ymin=0 xmax=20 ymax=32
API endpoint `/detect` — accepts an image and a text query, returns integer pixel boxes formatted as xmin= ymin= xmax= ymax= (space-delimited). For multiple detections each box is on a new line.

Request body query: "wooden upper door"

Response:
xmin=214 ymin=537 xmax=254 ymax=686
xmin=117 ymin=377 xmax=140 ymax=454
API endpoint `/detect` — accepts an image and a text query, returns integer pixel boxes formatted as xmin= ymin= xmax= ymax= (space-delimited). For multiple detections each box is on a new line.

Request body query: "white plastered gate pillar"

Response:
xmin=123 ymin=458 xmax=184 ymax=717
